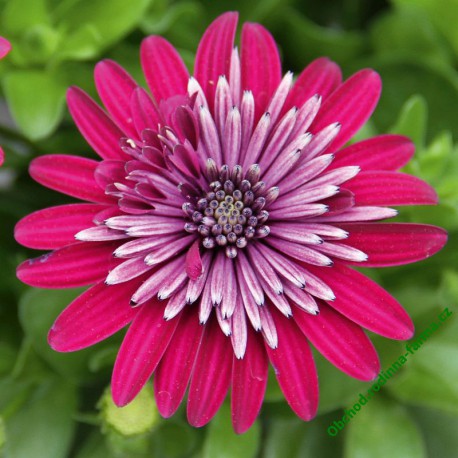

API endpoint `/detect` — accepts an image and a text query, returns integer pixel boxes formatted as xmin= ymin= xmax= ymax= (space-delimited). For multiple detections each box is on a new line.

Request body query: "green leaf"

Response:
xmin=18 ymin=287 xmax=93 ymax=381
xmin=56 ymin=24 xmax=101 ymax=61
xmin=74 ymin=432 xmax=113 ymax=458
xmin=1 ymin=0 xmax=50 ymax=35
xmin=280 ymin=9 xmax=366 ymax=66
xmin=389 ymin=95 xmax=428 ymax=150
xmin=55 ymin=0 xmax=150 ymax=52
xmin=152 ymin=421 xmax=200 ymax=458
xmin=4 ymin=378 xmax=77 ymax=458
xmin=344 ymin=397 xmax=426 ymax=458
xmin=3 ymin=69 xmax=67 ymax=140
xmin=410 ymin=406 xmax=458 ymax=458
xmin=202 ymin=402 xmax=260 ymax=458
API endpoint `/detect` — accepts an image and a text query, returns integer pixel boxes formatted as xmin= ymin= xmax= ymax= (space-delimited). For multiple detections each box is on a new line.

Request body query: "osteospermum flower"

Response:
xmin=15 ymin=12 xmax=446 ymax=433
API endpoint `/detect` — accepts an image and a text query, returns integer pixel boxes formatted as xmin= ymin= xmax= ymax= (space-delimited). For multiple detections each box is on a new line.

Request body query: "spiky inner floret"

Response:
xmin=183 ymin=161 xmax=276 ymax=258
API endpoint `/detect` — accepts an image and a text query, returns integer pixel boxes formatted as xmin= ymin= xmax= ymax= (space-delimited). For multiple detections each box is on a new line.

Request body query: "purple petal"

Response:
xmin=294 ymin=302 xmax=380 ymax=381
xmin=30 ymin=155 xmax=114 ymax=204
xmin=94 ymin=60 xmax=139 ymax=138
xmin=340 ymin=223 xmax=447 ymax=266
xmin=310 ymin=69 xmax=382 ymax=153
xmin=345 ymin=172 xmax=438 ymax=206
xmin=48 ymin=280 xmax=138 ymax=351
xmin=241 ymin=22 xmax=282 ymax=122
xmin=194 ymin=12 xmax=238 ymax=111
xmin=266 ymin=307 xmax=319 ymax=421
xmin=284 ymin=57 xmax=342 ymax=111
xmin=0 ymin=36 xmax=11 ymax=59
xmin=14 ymin=203 xmax=106 ymax=249
xmin=232 ymin=331 xmax=268 ymax=434
xmin=141 ymin=36 xmax=189 ymax=102
xmin=17 ymin=242 xmax=120 ymax=288
xmin=154 ymin=307 xmax=204 ymax=417
xmin=307 ymin=263 xmax=414 ymax=339
xmin=186 ymin=240 xmax=203 ymax=280
xmin=187 ymin=316 xmax=232 ymax=427
xmin=130 ymin=88 xmax=161 ymax=134
xmin=67 ymin=87 xmax=128 ymax=160
xmin=112 ymin=298 xmax=180 ymax=406
xmin=330 ymin=134 xmax=415 ymax=171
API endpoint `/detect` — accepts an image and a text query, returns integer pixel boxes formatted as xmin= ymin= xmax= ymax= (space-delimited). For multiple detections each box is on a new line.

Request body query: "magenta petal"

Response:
xmin=29 ymin=155 xmax=113 ymax=204
xmin=154 ymin=307 xmax=204 ymax=418
xmin=241 ymin=23 xmax=282 ymax=122
xmin=17 ymin=242 xmax=120 ymax=288
xmin=67 ymin=87 xmax=128 ymax=160
xmin=307 ymin=263 xmax=414 ymax=339
xmin=187 ymin=316 xmax=232 ymax=427
xmin=284 ymin=57 xmax=342 ymax=111
xmin=330 ymin=134 xmax=415 ymax=171
xmin=15 ymin=203 xmax=107 ymax=249
xmin=112 ymin=299 xmax=180 ymax=406
xmin=94 ymin=60 xmax=139 ymax=138
xmin=0 ymin=147 xmax=4 ymax=166
xmin=141 ymin=36 xmax=189 ymax=102
xmin=0 ymin=36 xmax=11 ymax=59
xmin=186 ymin=240 xmax=203 ymax=280
xmin=266 ymin=307 xmax=319 ymax=421
xmin=232 ymin=331 xmax=268 ymax=434
xmin=130 ymin=88 xmax=161 ymax=134
xmin=194 ymin=12 xmax=238 ymax=111
xmin=345 ymin=171 xmax=438 ymax=206
xmin=339 ymin=223 xmax=447 ymax=266
xmin=294 ymin=303 xmax=380 ymax=381
xmin=310 ymin=69 xmax=382 ymax=152
xmin=49 ymin=280 xmax=138 ymax=351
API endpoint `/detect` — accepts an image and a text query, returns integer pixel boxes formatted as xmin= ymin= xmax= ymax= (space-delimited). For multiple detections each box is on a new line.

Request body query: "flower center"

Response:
xmin=183 ymin=162 xmax=272 ymax=258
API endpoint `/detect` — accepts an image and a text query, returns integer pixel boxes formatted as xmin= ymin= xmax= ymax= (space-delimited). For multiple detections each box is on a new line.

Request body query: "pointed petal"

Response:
xmin=186 ymin=240 xmax=203 ymax=280
xmin=94 ymin=60 xmax=138 ymax=138
xmin=14 ymin=203 xmax=106 ymax=249
xmin=285 ymin=57 xmax=342 ymax=111
xmin=339 ymin=223 xmax=447 ymax=266
xmin=112 ymin=298 xmax=180 ymax=406
xmin=330 ymin=134 xmax=415 ymax=171
xmin=307 ymin=262 xmax=414 ymax=339
xmin=241 ymin=22 xmax=282 ymax=122
xmin=310 ymin=69 xmax=382 ymax=153
xmin=141 ymin=36 xmax=189 ymax=102
xmin=154 ymin=307 xmax=204 ymax=417
xmin=17 ymin=241 xmax=119 ymax=288
xmin=232 ymin=331 xmax=268 ymax=434
xmin=345 ymin=172 xmax=438 ymax=206
xmin=194 ymin=12 xmax=238 ymax=111
xmin=187 ymin=316 xmax=232 ymax=427
xmin=0 ymin=37 xmax=11 ymax=59
xmin=48 ymin=280 xmax=139 ymax=351
xmin=266 ymin=307 xmax=319 ymax=421
xmin=294 ymin=302 xmax=380 ymax=381
xmin=130 ymin=88 xmax=161 ymax=134
xmin=67 ymin=87 xmax=127 ymax=160
xmin=30 ymin=155 xmax=113 ymax=204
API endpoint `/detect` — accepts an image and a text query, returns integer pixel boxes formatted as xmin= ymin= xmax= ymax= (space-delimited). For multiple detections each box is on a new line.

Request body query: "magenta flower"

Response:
xmin=15 ymin=12 xmax=446 ymax=433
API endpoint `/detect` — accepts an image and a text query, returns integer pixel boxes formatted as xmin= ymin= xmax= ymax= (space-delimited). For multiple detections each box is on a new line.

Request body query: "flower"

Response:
xmin=15 ymin=12 xmax=447 ymax=433
xmin=0 ymin=36 xmax=11 ymax=166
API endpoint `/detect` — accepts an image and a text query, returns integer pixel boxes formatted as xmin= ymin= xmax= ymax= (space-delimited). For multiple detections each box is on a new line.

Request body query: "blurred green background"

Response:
xmin=1 ymin=0 xmax=458 ymax=456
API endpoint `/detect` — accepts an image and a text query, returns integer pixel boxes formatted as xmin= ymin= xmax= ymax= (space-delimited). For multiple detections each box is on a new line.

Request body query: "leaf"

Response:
xmin=4 ymin=378 xmax=77 ymax=458
xmin=1 ymin=0 xmax=50 ymax=35
xmin=410 ymin=406 xmax=458 ymax=458
xmin=152 ymin=421 xmax=199 ymax=458
xmin=344 ymin=397 xmax=426 ymax=458
xmin=202 ymin=402 xmax=260 ymax=458
xmin=18 ymin=287 xmax=94 ymax=381
xmin=55 ymin=0 xmax=150 ymax=52
xmin=389 ymin=95 xmax=428 ymax=151
xmin=3 ymin=69 xmax=67 ymax=140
